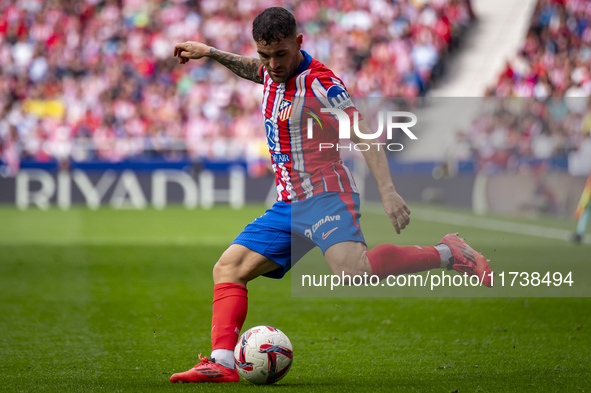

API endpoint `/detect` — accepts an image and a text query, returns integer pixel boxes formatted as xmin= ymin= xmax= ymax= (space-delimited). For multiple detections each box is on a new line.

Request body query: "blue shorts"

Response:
xmin=232 ymin=192 xmax=366 ymax=279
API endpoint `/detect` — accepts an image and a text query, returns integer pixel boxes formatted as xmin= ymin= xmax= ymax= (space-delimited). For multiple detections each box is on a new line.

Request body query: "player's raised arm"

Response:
xmin=173 ymin=41 xmax=264 ymax=84
xmin=351 ymin=119 xmax=411 ymax=234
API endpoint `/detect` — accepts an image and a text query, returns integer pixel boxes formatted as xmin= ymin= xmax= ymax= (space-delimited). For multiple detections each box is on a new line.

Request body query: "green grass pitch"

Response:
xmin=0 ymin=205 xmax=589 ymax=392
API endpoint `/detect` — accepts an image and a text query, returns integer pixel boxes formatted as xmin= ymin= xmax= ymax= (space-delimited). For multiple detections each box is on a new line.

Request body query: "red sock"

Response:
xmin=367 ymin=244 xmax=440 ymax=280
xmin=211 ymin=282 xmax=248 ymax=350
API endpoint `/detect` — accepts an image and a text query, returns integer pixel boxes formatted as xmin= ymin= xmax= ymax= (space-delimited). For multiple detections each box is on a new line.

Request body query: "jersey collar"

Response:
xmin=289 ymin=50 xmax=312 ymax=80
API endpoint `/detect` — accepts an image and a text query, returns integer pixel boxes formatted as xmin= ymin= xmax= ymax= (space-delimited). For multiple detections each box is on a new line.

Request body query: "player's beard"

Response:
xmin=268 ymin=70 xmax=289 ymax=83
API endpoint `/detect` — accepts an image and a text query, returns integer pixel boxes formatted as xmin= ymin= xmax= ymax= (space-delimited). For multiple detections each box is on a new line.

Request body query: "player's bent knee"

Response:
xmin=212 ymin=248 xmax=244 ymax=283
xmin=327 ymin=266 xmax=370 ymax=287
xmin=325 ymin=243 xmax=371 ymax=280
xmin=211 ymin=259 xmax=227 ymax=281
xmin=213 ymin=256 xmax=249 ymax=285
xmin=330 ymin=265 xmax=368 ymax=278
xmin=327 ymin=252 xmax=370 ymax=277
xmin=212 ymin=245 xmax=277 ymax=285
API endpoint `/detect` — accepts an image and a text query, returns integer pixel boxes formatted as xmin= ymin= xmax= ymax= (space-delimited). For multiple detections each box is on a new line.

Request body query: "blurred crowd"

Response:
xmin=0 ymin=0 xmax=474 ymax=173
xmin=461 ymin=0 xmax=591 ymax=175
xmin=455 ymin=98 xmax=591 ymax=175
xmin=487 ymin=0 xmax=591 ymax=98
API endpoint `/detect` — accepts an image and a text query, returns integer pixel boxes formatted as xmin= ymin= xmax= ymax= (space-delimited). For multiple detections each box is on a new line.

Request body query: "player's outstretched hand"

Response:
xmin=382 ymin=191 xmax=411 ymax=234
xmin=173 ymin=41 xmax=212 ymax=65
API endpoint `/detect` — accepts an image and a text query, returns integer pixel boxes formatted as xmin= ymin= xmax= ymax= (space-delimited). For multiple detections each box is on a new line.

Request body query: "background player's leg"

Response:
xmin=574 ymin=204 xmax=591 ymax=242
xmin=573 ymin=176 xmax=591 ymax=243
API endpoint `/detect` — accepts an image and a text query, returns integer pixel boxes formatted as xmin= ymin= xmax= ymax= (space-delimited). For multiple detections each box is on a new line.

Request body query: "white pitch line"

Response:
xmin=364 ymin=205 xmax=591 ymax=244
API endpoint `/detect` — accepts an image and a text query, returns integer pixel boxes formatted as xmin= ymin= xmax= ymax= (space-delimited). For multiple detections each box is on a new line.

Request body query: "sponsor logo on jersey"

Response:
xmin=311 ymin=215 xmax=341 ymax=234
xmin=272 ymin=153 xmax=291 ymax=163
xmin=278 ymin=98 xmax=293 ymax=121
xmin=265 ymin=118 xmax=277 ymax=150
xmin=322 ymin=227 xmax=338 ymax=240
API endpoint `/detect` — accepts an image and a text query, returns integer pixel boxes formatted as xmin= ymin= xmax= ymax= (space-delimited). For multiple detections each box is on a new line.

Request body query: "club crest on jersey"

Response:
xmin=278 ymin=99 xmax=293 ymax=121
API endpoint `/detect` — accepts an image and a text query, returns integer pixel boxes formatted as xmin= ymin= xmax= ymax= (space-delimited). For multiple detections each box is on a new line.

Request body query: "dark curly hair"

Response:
xmin=252 ymin=7 xmax=297 ymax=45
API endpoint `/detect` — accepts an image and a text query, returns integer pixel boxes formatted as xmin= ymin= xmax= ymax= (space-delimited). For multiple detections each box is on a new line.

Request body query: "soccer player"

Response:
xmin=572 ymin=175 xmax=591 ymax=244
xmin=170 ymin=7 xmax=492 ymax=383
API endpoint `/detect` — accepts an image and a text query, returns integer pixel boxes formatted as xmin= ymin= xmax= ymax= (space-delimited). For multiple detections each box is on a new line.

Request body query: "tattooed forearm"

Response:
xmin=209 ymin=48 xmax=264 ymax=84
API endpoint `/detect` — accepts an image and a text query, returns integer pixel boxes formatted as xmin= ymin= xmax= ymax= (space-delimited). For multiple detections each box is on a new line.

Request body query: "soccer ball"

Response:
xmin=234 ymin=325 xmax=293 ymax=385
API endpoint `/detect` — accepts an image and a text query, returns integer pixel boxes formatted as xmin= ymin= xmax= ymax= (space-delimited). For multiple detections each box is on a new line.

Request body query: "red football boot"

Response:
xmin=438 ymin=233 xmax=493 ymax=287
xmin=170 ymin=354 xmax=240 ymax=383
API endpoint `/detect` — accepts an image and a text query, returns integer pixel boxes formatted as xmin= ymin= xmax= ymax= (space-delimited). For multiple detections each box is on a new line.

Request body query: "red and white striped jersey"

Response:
xmin=258 ymin=50 xmax=359 ymax=203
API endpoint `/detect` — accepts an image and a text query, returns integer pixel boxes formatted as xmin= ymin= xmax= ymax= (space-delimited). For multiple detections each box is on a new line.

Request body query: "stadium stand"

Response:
xmin=486 ymin=0 xmax=591 ymax=98
xmin=459 ymin=97 xmax=591 ymax=174
xmin=0 ymin=0 xmax=474 ymax=171
xmin=461 ymin=0 xmax=591 ymax=175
